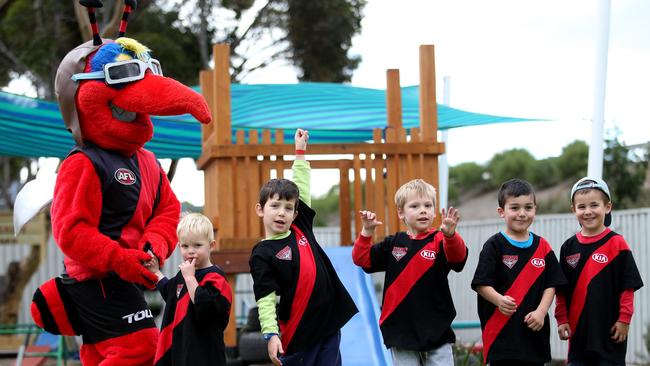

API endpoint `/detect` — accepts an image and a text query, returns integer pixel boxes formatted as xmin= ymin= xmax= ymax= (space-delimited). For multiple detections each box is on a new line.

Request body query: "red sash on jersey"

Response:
xmin=120 ymin=149 xmax=162 ymax=249
xmin=154 ymin=272 xmax=232 ymax=364
xmin=568 ymin=238 xmax=621 ymax=335
xmin=379 ymin=235 xmax=440 ymax=325
xmin=279 ymin=225 xmax=316 ymax=351
xmin=481 ymin=239 xmax=551 ymax=362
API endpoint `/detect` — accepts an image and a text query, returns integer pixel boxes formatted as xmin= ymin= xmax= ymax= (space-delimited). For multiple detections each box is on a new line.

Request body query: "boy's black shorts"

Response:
xmin=33 ymin=274 xmax=156 ymax=344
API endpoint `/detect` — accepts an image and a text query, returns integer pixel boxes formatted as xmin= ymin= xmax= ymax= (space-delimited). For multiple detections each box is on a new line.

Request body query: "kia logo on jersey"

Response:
xmin=420 ymin=249 xmax=436 ymax=260
xmin=531 ymin=258 xmax=545 ymax=268
xmin=114 ymin=168 xmax=136 ymax=185
xmin=592 ymin=253 xmax=608 ymax=264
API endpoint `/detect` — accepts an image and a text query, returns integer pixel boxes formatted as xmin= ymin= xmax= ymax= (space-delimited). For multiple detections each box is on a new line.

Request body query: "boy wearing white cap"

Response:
xmin=554 ymin=177 xmax=643 ymax=366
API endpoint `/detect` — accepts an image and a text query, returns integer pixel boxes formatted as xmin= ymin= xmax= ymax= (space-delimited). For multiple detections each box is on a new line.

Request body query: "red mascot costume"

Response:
xmin=29 ymin=1 xmax=211 ymax=364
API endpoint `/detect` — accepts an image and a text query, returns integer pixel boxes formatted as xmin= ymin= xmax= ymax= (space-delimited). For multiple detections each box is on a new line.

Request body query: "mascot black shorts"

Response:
xmin=32 ymin=274 xmax=156 ymax=344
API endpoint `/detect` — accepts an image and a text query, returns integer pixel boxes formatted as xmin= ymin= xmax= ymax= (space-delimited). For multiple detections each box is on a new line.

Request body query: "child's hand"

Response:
xmin=611 ymin=321 xmax=629 ymax=343
xmin=359 ymin=210 xmax=382 ymax=236
xmin=524 ymin=309 xmax=545 ymax=331
xmin=144 ymin=250 xmax=160 ymax=273
xmin=267 ymin=335 xmax=284 ymax=366
xmin=557 ymin=323 xmax=571 ymax=340
xmin=179 ymin=258 xmax=196 ymax=279
xmin=497 ymin=295 xmax=517 ymax=316
xmin=440 ymin=207 xmax=459 ymax=237
xmin=295 ymin=129 xmax=308 ymax=151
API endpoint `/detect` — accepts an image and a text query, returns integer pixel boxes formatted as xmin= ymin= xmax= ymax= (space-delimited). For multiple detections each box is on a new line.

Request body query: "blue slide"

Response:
xmin=325 ymin=246 xmax=392 ymax=366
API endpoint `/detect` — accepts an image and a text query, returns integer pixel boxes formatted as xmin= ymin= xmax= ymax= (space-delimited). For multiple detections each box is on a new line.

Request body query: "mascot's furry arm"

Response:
xmin=51 ymin=155 xmax=164 ymax=287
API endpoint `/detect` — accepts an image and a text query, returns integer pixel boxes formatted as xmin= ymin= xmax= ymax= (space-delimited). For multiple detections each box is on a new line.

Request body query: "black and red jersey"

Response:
xmin=154 ymin=266 xmax=232 ymax=366
xmin=355 ymin=230 xmax=468 ymax=351
xmin=472 ymin=233 xmax=566 ymax=363
xmin=249 ymin=200 xmax=358 ymax=355
xmin=53 ymin=142 xmax=178 ymax=281
xmin=558 ymin=230 xmax=643 ymax=364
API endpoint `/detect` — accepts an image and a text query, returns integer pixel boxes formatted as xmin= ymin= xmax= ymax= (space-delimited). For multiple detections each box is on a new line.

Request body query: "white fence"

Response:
xmin=2 ymin=208 xmax=649 ymax=363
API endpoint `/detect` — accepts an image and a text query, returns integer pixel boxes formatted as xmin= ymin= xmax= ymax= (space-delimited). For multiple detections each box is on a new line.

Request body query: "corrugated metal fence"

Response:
xmin=2 ymin=209 xmax=648 ymax=363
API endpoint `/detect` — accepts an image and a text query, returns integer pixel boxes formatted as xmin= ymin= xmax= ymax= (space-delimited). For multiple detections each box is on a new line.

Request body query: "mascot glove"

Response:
xmin=142 ymin=240 xmax=168 ymax=268
xmin=110 ymin=247 xmax=158 ymax=289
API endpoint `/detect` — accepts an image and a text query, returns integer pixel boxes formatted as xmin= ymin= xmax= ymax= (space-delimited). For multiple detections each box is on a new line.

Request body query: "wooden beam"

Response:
xmin=419 ymin=45 xmax=437 ymax=142
xmin=197 ymin=142 xmax=444 ymax=167
xmin=386 ymin=69 xmax=402 ymax=130
xmin=213 ymin=44 xmax=231 ymax=145
xmin=339 ymin=161 xmax=351 ymax=245
xmin=199 ymin=70 xmax=214 ymax=144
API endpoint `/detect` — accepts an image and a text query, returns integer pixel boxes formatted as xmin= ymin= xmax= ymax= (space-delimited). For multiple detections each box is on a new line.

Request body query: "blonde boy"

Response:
xmin=352 ymin=179 xmax=467 ymax=366
xmin=147 ymin=213 xmax=232 ymax=366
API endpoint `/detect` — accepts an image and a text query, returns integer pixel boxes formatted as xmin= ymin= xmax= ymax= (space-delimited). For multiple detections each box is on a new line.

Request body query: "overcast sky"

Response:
xmin=22 ymin=0 xmax=650 ymax=204
xmin=231 ymin=0 xmax=650 ymax=199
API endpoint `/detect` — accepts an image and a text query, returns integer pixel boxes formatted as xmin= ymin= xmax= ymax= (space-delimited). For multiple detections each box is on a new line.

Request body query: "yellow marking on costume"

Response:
xmin=116 ymin=37 xmax=151 ymax=60
xmin=115 ymin=54 xmax=134 ymax=61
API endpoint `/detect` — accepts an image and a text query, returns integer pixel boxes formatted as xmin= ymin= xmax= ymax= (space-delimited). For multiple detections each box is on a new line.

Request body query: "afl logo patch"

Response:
xmin=566 ymin=253 xmax=580 ymax=268
xmin=592 ymin=253 xmax=608 ymax=264
xmin=502 ymin=255 xmax=518 ymax=269
xmin=297 ymin=236 xmax=308 ymax=246
xmin=176 ymin=284 xmax=184 ymax=298
xmin=114 ymin=168 xmax=136 ymax=185
xmin=392 ymin=247 xmax=407 ymax=261
xmin=420 ymin=249 xmax=436 ymax=260
xmin=530 ymin=258 xmax=545 ymax=268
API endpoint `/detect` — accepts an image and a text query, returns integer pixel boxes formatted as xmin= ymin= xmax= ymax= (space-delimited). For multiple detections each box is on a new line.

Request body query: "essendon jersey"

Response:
xmin=154 ymin=266 xmax=232 ymax=366
xmin=249 ymin=200 xmax=358 ymax=355
xmin=471 ymin=233 xmax=566 ymax=363
xmin=69 ymin=142 xmax=162 ymax=241
xmin=558 ymin=230 xmax=643 ymax=364
xmin=357 ymin=230 xmax=468 ymax=351
xmin=61 ymin=142 xmax=165 ymax=279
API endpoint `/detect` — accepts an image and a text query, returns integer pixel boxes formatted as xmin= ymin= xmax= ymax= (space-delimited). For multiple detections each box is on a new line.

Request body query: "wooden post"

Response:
xmin=339 ymin=161 xmax=351 ymax=245
xmin=419 ymin=45 xmax=442 ymax=227
xmin=353 ymin=155 xmax=362 ymax=240
xmin=199 ymin=70 xmax=214 ymax=144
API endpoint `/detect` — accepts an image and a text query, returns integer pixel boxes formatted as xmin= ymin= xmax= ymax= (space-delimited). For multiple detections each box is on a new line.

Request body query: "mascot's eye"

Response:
xmin=72 ymin=58 xmax=163 ymax=85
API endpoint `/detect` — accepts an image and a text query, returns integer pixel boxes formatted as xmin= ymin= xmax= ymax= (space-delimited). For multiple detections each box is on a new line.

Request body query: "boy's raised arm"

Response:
xmin=292 ymin=129 xmax=311 ymax=206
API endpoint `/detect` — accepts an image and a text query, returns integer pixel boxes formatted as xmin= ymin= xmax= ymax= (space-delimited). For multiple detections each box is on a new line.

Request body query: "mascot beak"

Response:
xmin=111 ymin=73 xmax=212 ymax=124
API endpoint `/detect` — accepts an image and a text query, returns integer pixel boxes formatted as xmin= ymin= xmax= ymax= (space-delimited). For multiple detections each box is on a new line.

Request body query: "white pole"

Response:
xmin=439 ymin=75 xmax=451 ymax=210
xmin=588 ymin=0 xmax=611 ymax=179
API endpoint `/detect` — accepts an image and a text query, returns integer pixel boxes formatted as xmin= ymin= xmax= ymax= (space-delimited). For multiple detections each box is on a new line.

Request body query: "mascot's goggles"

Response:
xmin=72 ymin=58 xmax=163 ymax=85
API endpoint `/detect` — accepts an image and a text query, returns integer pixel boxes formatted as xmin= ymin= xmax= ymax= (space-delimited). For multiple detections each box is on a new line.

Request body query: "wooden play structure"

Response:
xmin=197 ymin=44 xmax=445 ymax=345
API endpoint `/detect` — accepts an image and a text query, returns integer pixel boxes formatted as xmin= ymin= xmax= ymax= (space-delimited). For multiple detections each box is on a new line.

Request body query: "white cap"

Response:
xmin=570 ymin=176 xmax=612 ymax=226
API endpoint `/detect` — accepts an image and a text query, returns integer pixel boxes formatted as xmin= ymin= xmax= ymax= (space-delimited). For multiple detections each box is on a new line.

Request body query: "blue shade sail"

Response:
xmin=0 ymin=83 xmax=539 ymax=159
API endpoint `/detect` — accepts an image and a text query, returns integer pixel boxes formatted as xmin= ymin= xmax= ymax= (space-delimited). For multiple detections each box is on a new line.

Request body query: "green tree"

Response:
xmin=557 ymin=140 xmax=588 ymax=180
xmin=530 ymin=157 xmax=559 ymax=189
xmin=311 ymin=184 xmax=341 ymax=226
xmin=286 ymin=0 xmax=364 ymax=81
xmin=604 ymin=137 xmax=648 ymax=208
xmin=487 ymin=149 xmax=536 ymax=187
xmin=449 ymin=162 xmax=486 ymax=202
xmin=0 ymin=0 xmax=366 ymax=98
